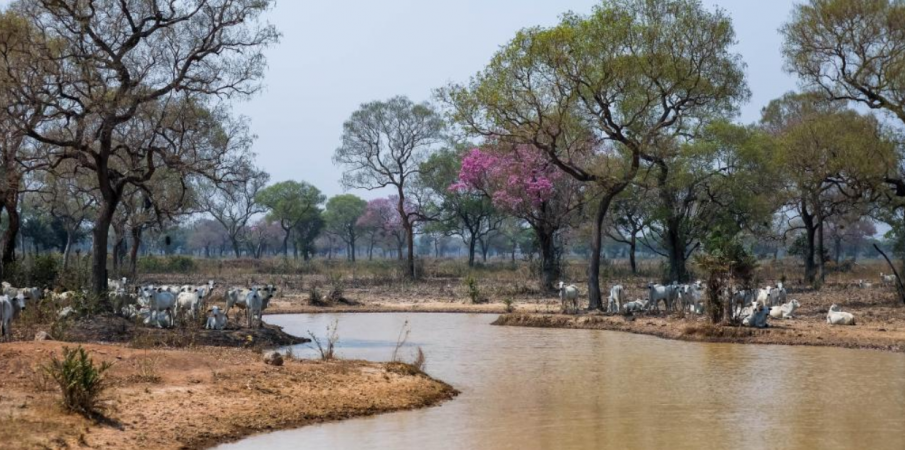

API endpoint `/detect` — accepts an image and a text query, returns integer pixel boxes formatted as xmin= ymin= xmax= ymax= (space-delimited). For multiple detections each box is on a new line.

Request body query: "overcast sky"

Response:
xmin=236 ymin=0 xmax=800 ymax=199
xmin=1 ymin=0 xmax=801 ymax=199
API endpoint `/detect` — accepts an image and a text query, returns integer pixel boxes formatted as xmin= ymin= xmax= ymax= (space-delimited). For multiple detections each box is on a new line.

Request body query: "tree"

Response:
xmin=358 ymin=197 xmax=406 ymax=260
xmin=334 ymin=97 xmax=444 ymax=276
xmin=257 ymin=181 xmax=326 ymax=257
xmin=421 ymin=148 xmax=502 ymax=267
xmin=324 ymin=194 xmax=367 ymax=262
xmin=188 ymin=219 xmax=229 ymax=258
xmin=198 ymin=171 xmax=270 ymax=258
xmin=38 ymin=167 xmax=96 ymax=270
xmin=3 ymin=0 xmax=278 ymax=294
xmin=762 ymin=92 xmax=895 ymax=285
xmin=453 ymin=145 xmax=585 ymax=289
xmin=294 ymin=209 xmax=324 ymax=261
xmin=442 ymin=0 xmax=747 ymax=308
xmin=607 ymin=185 xmax=654 ymax=275
xmin=0 ymin=10 xmax=47 ymax=277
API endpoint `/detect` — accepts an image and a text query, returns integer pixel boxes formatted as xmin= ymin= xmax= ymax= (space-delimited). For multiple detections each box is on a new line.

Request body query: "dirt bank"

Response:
xmin=0 ymin=341 xmax=457 ymax=450
xmin=60 ymin=314 xmax=308 ymax=349
xmin=494 ymin=312 xmax=905 ymax=353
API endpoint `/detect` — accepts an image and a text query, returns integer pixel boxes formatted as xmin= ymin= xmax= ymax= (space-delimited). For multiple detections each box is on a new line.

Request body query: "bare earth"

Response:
xmin=264 ymin=281 xmax=905 ymax=353
xmin=0 ymin=342 xmax=457 ymax=450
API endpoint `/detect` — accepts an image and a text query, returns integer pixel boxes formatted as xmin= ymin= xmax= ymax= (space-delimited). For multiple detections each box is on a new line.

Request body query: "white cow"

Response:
xmin=607 ymin=285 xmax=625 ymax=313
xmin=755 ymin=287 xmax=773 ymax=308
xmin=226 ymin=287 xmax=251 ymax=319
xmin=205 ymin=306 xmax=227 ymax=330
xmin=245 ymin=288 xmax=263 ymax=328
xmin=880 ymin=273 xmax=896 ymax=286
xmin=742 ymin=303 xmax=770 ymax=328
xmin=622 ymin=299 xmax=649 ymax=313
xmin=826 ymin=304 xmax=855 ymax=326
xmin=139 ymin=287 xmax=177 ymax=328
xmin=858 ymin=280 xmax=873 ymax=289
xmin=258 ymin=284 xmax=277 ymax=310
xmin=768 ymin=283 xmax=787 ymax=307
xmin=678 ymin=282 xmax=704 ymax=314
xmin=110 ymin=288 xmax=136 ymax=314
xmin=647 ymin=283 xmax=678 ymax=313
xmin=769 ymin=299 xmax=800 ymax=320
xmin=0 ymin=295 xmax=13 ymax=339
xmin=558 ymin=281 xmax=580 ymax=313
xmin=108 ymin=277 xmax=128 ymax=291
xmin=176 ymin=288 xmax=206 ymax=321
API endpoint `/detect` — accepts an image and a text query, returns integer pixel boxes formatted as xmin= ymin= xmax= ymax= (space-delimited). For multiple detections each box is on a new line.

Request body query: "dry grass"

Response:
xmin=0 ymin=341 xmax=458 ymax=450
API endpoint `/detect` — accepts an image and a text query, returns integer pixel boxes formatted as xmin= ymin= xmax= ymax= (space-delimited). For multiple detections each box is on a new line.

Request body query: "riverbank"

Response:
xmin=0 ymin=342 xmax=458 ymax=450
xmin=494 ymin=312 xmax=905 ymax=353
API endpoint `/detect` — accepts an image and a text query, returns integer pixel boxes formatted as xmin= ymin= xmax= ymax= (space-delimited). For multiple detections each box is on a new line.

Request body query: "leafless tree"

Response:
xmin=334 ymin=96 xmax=445 ymax=278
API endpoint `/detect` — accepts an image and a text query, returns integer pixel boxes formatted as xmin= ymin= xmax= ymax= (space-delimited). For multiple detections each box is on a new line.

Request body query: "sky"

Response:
xmin=0 ymin=0 xmax=802 ymax=199
xmin=236 ymin=0 xmax=800 ymax=199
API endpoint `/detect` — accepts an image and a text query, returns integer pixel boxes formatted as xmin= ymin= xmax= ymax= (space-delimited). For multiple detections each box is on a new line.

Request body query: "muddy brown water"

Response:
xmin=215 ymin=313 xmax=905 ymax=450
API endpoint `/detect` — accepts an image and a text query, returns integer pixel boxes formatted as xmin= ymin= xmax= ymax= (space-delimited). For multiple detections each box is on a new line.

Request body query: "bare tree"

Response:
xmin=3 ymin=0 xmax=278 ymax=294
xmin=334 ymin=96 xmax=444 ymax=278
xmin=197 ymin=171 xmax=269 ymax=258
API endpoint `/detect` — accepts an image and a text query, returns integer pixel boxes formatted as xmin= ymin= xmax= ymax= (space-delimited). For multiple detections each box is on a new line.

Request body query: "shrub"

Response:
xmin=463 ymin=275 xmax=483 ymax=304
xmin=502 ymin=297 xmax=515 ymax=313
xmin=43 ymin=346 xmax=112 ymax=418
xmin=308 ymin=319 xmax=339 ymax=360
xmin=137 ymin=255 xmax=196 ymax=273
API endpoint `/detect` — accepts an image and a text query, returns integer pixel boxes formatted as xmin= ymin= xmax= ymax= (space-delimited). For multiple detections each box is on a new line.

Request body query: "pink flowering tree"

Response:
xmin=357 ymin=197 xmax=408 ymax=260
xmin=452 ymin=145 xmax=585 ymax=290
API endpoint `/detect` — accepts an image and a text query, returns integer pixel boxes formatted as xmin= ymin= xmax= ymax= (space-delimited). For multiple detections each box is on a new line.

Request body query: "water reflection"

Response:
xmin=216 ymin=313 xmax=905 ymax=450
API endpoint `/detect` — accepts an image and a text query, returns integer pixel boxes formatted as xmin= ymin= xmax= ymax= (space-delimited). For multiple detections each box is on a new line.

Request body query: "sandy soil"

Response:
xmin=264 ymin=281 xmax=905 ymax=352
xmin=0 ymin=342 xmax=457 ymax=450
xmin=494 ymin=282 xmax=905 ymax=353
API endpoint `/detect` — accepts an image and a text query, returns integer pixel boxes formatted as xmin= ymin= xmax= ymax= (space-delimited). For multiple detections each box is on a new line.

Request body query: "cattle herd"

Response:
xmin=558 ymin=277 xmax=866 ymax=328
xmin=0 ymin=278 xmax=280 ymax=340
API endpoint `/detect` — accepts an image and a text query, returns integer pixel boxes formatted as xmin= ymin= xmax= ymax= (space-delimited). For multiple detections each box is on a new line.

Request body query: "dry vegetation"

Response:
xmin=0 ymin=342 xmax=457 ymax=450
xmin=135 ymin=256 xmax=905 ymax=353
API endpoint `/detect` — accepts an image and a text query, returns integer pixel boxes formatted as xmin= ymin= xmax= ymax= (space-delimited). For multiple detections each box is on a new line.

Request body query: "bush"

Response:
xmin=43 ymin=346 xmax=112 ymax=418
xmin=137 ymin=255 xmax=196 ymax=273
xmin=464 ymin=274 xmax=483 ymax=304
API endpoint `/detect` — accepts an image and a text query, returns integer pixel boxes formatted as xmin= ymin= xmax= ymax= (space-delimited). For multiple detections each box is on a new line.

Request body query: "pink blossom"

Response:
xmin=453 ymin=146 xmax=562 ymax=214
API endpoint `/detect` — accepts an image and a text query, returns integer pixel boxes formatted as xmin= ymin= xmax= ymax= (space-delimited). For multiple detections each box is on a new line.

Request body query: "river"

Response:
xmin=215 ymin=313 xmax=905 ymax=450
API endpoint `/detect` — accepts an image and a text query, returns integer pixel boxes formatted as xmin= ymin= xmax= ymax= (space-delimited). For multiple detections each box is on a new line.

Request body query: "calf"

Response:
xmin=622 ymin=299 xmax=648 ymax=314
xmin=245 ymin=288 xmax=263 ymax=328
xmin=206 ymin=306 xmax=227 ymax=330
xmin=826 ymin=304 xmax=855 ymax=326
xmin=769 ymin=299 xmax=800 ymax=320
xmin=742 ymin=303 xmax=770 ymax=328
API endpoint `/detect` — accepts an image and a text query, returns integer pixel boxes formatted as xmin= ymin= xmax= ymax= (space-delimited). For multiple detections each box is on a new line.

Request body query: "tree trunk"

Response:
xmin=664 ymin=217 xmax=689 ymax=283
xmin=629 ymin=236 xmax=637 ymax=275
xmin=282 ymin=227 xmax=291 ymax=257
xmin=588 ymin=195 xmax=616 ymax=310
xmin=802 ymin=204 xmax=817 ymax=285
xmin=231 ymin=237 xmax=242 ymax=258
xmin=129 ymin=226 xmax=142 ymax=278
xmin=91 ymin=199 xmax=118 ymax=295
xmin=405 ymin=224 xmax=415 ymax=279
xmin=467 ymin=234 xmax=477 ymax=267
xmin=536 ymin=226 xmax=558 ymax=292
xmin=817 ymin=216 xmax=826 ymax=286
xmin=62 ymin=229 xmax=73 ymax=271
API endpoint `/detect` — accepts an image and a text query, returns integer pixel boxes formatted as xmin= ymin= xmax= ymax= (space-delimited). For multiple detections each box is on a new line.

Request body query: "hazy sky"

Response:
xmin=0 ymin=0 xmax=802 ymax=199
xmin=237 ymin=0 xmax=800 ymax=199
